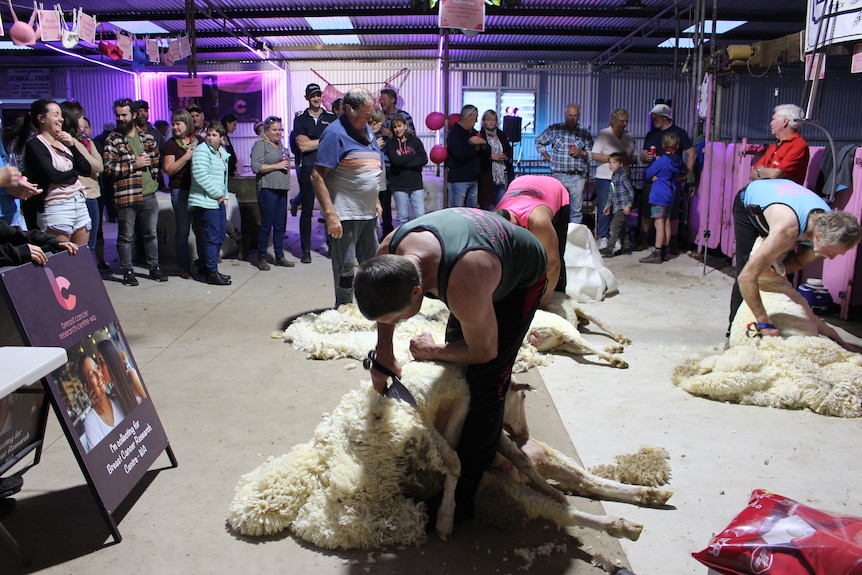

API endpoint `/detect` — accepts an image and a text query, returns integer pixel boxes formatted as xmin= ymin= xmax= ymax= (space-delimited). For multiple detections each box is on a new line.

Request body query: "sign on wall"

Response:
xmin=2 ymin=68 xmax=52 ymax=100
xmin=805 ymin=0 xmax=862 ymax=52
xmin=0 ymin=252 xmax=176 ymax=540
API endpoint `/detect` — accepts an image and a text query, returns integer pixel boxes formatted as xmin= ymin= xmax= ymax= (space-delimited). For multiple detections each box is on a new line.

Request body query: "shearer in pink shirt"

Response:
xmin=495 ymin=174 xmax=570 ymax=308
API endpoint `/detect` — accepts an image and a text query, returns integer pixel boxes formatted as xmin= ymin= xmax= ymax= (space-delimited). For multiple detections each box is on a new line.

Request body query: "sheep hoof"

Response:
xmin=615 ymin=336 xmax=632 ymax=345
xmin=611 ymin=358 xmax=629 ymax=369
xmin=435 ymin=529 xmax=452 ymax=542
xmin=603 ymin=344 xmax=625 ymax=353
xmin=608 ymin=518 xmax=643 ymax=541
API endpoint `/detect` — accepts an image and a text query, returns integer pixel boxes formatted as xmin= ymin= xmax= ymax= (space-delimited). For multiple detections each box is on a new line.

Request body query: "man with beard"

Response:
xmin=535 ymin=103 xmax=594 ymax=224
xmin=133 ymin=100 xmax=165 ymax=150
xmin=102 ymin=99 xmax=167 ymax=286
xmin=290 ymin=83 xmax=336 ymax=263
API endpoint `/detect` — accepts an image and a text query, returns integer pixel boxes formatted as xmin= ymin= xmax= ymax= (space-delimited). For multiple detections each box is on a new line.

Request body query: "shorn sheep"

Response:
xmin=673 ymin=243 xmax=862 ymax=417
xmin=231 ymin=301 xmax=667 ymax=549
xmin=279 ymin=292 xmax=629 ymax=370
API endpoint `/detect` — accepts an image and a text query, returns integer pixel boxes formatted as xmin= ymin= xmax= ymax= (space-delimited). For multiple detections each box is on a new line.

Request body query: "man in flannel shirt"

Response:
xmin=535 ymin=103 xmax=593 ymax=224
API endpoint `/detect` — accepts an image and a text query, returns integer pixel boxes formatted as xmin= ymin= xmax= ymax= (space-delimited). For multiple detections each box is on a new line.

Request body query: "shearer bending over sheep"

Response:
xmin=730 ymin=178 xmax=861 ymax=339
xmin=494 ymin=175 xmax=570 ymax=309
xmin=354 ymin=207 xmax=547 ymax=523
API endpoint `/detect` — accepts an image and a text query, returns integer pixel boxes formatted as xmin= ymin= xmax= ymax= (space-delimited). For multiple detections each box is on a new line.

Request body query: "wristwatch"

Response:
xmin=756 ymin=166 xmax=762 ymax=178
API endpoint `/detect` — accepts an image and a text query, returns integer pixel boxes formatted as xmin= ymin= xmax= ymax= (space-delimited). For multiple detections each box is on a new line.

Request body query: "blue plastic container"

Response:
xmin=798 ymin=278 xmax=832 ymax=315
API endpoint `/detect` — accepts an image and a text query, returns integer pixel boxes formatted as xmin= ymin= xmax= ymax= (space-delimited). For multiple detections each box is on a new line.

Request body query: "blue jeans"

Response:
xmin=448 ymin=181 xmax=478 ymax=208
xmin=258 ymin=188 xmax=288 ymax=260
xmin=191 ymin=204 xmax=226 ymax=273
xmin=117 ymin=193 xmax=160 ymax=271
xmin=329 ymin=219 xmax=379 ymax=308
xmin=171 ymin=188 xmax=192 ymax=272
xmin=594 ymin=178 xmax=611 ymax=238
xmin=393 ymin=189 xmax=425 ymax=228
xmin=86 ymin=197 xmax=100 ymax=257
xmin=552 ymin=172 xmax=586 ymax=223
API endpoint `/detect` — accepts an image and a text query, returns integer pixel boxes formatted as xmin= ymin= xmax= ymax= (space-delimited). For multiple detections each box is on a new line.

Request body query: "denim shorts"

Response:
xmin=37 ymin=194 xmax=92 ymax=235
xmin=650 ymin=204 xmax=670 ymax=219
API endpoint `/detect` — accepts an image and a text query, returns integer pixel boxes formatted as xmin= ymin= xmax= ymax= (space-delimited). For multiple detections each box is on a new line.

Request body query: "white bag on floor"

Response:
xmin=563 ymin=223 xmax=618 ymax=302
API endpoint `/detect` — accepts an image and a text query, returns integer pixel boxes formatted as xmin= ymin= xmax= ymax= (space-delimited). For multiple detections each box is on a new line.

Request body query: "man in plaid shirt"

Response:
xmin=102 ymin=98 xmax=166 ymax=286
xmin=535 ymin=103 xmax=593 ymax=224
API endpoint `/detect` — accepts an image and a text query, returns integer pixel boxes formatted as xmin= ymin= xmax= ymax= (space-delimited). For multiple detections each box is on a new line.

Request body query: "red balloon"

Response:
xmin=429 ymin=145 xmax=448 ymax=164
xmin=448 ymin=113 xmax=460 ymax=129
xmin=425 ymin=111 xmax=445 ymax=131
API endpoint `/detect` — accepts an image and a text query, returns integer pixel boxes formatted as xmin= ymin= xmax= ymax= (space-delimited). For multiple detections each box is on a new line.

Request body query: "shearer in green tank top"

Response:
xmin=354 ymin=207 xmax=547 ymax=522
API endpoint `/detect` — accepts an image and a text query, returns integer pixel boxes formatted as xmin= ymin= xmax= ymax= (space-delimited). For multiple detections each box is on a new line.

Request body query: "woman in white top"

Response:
xmin=23 ymin=99 xmax=93 ymax=246
xmin=80 ymin=355 xmax=125 ymax=452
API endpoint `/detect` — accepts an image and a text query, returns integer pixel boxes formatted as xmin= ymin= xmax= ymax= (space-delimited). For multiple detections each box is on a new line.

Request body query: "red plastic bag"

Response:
xmin=693 ymin=489 xmax=862 ymax=575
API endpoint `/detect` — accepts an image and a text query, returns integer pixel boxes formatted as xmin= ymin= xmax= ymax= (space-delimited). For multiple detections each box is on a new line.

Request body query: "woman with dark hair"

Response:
xmin=162 ymin=108 xmax=204 ymax=278
xmin=219 ymin=113 xmax=242 ymax=248
xmin=189 ymin=121 xmax=232 ymax=285
xmin=97 ymin=338 xmax=145 ymax=416
xmin=477 ymin=109 xmax=514 ymax=210
xmin=61 ymin=101 xmax=103 ymax=259
xmin=80 ymin=353 xmax=125 ymax=451
xmin=23 ymin=98 xmax=93 ymax=244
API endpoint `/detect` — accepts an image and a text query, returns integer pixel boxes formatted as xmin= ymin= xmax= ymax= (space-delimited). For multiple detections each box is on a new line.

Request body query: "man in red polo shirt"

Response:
xmin=749 ymin=104 xmax=810 ymax=185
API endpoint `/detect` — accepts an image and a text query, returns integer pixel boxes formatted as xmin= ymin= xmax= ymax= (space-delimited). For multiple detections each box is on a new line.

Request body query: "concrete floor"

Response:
xmin=2 ymin=212 xmax=861 ymax=575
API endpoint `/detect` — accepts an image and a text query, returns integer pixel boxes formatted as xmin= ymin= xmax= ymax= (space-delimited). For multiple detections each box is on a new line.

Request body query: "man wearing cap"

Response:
xmin=291 ymin=83 xmax=336 ymax=263
xmin=635 ymin=103 xmax=695 ymax=252
xmin=535 ymin=103 xmax=593 ymax=224
xmin=749 ymin=103 xmax=810 ymax=186
xmin=133 ymin=100 xmax=165 ymax=150
xmin=187 ymin=104 xmax=207 ymax=139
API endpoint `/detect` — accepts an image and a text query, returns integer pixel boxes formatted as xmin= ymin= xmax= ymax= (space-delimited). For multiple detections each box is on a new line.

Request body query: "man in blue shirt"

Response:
xmin=0 ymin=140 xmax=40 ymax=225
xmin=535 ymin=104 xmax=594 ymax=223
xmin=311 ymin=88 xmax=385 ymax=308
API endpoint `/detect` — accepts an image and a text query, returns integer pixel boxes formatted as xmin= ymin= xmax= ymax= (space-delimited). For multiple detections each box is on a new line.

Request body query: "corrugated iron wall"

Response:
xmin=32 ymin=63 xmax=862 ymax=170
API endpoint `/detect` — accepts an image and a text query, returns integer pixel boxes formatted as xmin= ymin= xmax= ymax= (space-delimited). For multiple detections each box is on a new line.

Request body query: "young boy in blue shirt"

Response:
xmin=640 ymin=132 xmax=685 ymax=263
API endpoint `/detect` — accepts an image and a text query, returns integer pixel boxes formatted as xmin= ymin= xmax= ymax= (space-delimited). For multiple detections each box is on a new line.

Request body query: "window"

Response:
xmin=463 ymin=89 xmax=536 ymax=135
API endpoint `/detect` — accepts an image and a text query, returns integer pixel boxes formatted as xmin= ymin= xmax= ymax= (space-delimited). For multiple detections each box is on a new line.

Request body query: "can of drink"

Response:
xmin=648 ymin=145 xmax=657 ymax=156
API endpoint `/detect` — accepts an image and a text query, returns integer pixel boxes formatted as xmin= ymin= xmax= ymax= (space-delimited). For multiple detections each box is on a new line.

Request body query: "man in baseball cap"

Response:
xmin=305 ymin=83 xmax=322 ymax=98
xmin=649 ymin=103 xmax=673 ymax=119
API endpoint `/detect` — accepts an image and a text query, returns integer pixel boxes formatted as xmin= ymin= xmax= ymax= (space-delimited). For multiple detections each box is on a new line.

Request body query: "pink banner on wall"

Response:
xmin=178 ymin=78 xmax=203 ymax=97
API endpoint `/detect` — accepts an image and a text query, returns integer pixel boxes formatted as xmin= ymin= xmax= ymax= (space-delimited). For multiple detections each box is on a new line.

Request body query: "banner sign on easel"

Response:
xmin=0 ymin=251 xmax=176 ymax=541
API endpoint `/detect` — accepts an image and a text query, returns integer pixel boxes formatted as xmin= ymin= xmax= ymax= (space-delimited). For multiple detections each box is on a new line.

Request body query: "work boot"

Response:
xmin=639 ymin=249 xmax=663 ymax=264
xmin=257 ymin=257 xmax=270 ymax=271
xmin=632 ymin=240 xmax=650 ymax=252
xmin=301 ymin=250 xmax=312 ymax=264
xmin=661 ymin=246 xmax=668 ymax=261
xmin=149 ymin=267 xmax=169 ymax=282
xmin=274 ymin=257 xmax=296 ymax=268
xmin=207 ymin=271 xmax=231 ymax=286
xmin=599 ymin=247 xmax=615 ymax=258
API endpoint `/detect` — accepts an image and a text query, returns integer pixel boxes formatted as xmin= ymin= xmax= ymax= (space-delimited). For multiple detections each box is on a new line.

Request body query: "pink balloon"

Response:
xmin=425 ymin=112 xmax=445 ymax=131
xmin=429 ymin=145 xmax=448 ymax=165
xmin=448 ymin=113 xmax=460 ymax=129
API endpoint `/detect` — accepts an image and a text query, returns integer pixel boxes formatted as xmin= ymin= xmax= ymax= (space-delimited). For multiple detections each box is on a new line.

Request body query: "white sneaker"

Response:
xmin=614 ymin=239 xmax=622 ymax=251
xmin=597 ymin=237 xmax=608 ymax=250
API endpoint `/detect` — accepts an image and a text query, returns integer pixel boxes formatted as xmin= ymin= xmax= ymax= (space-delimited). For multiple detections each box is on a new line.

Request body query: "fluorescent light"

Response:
xmin=306 ymin=16 xmax=354 ymax=31
xmin=109 ymin=21 xmax=170 ymax=35
xmin=683 ymin=20 xmax=746 ymax=35
xmin=319 ymin=35 xmax=362 ymax=45
xmin=43 ymin=43 xmax=136 ymax=74
xmin=0 ymin=41 xmax=33 ymax=50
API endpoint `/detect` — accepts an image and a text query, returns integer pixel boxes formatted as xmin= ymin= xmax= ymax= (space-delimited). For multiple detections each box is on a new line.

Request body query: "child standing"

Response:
xmin=639 ymin=132 xmax=684 ymax=264
xmin=600 ymin=152 xmax=635 ymax=257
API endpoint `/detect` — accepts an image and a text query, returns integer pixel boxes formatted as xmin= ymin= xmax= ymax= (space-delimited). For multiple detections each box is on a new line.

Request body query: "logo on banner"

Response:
xmin=44 ymin=266 xmax=77 ymax=311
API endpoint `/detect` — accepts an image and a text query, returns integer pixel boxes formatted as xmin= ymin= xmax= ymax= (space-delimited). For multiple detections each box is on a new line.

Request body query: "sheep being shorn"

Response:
xmin=228 ymin=361 xmax=672 ymax=549
xmin=673 ymin=249 xmax=862 ymax=417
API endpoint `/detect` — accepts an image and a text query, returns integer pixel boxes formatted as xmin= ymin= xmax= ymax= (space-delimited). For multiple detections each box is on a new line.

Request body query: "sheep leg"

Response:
xmin=559 ymin=340 xmax=629 ymax=369
xmin=497 ymin=433 xmax=568 ymax=505
xmin=574 ymin=307 xmax=632 ymax=345
xmin=532 ymin=439 xmax=672 ymax=507
xmin=484 ymin=471 xmax=643 ymax=541
xmin=426 ymin=421 xmax=462 ymax=542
